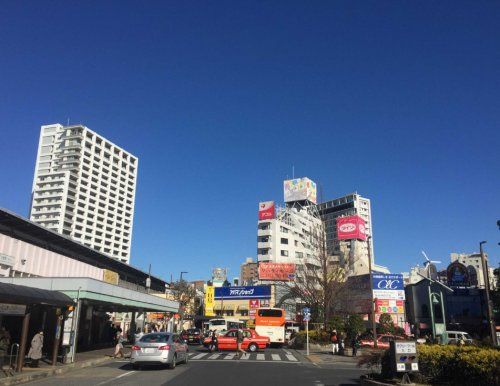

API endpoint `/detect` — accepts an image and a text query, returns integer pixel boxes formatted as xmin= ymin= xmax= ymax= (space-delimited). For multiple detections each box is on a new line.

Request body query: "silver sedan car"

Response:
xmin=130 ymin=332 xmax=189 ymax=369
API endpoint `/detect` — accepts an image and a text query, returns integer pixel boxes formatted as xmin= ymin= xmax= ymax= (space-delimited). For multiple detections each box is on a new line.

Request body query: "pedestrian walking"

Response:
xmin=351 ymin=334 xmax=360 ymax=357
xmin=330 ymin=330 xmax=339 ymax=355
xmin=113 ymin=332 xmax=125 ymax=358
xmin=209 ymin=330 xmax=218 ymax=352
xmin=235 ymin=329 xmax=246 ymax=359
xmin=28 ymin=330 xmax=44 ymax=368
xmin=0 ymin=327 xmax=11 ymax=373
xmin=338 ymin=333 xmax=345 ymax=356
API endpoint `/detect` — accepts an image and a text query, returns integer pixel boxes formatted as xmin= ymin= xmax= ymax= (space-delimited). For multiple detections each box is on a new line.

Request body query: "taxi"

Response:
xmin=203 ymin=328 xmax=270 ymax=352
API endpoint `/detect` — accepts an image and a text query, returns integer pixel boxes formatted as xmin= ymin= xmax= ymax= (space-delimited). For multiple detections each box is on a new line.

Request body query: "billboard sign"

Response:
xmin=447 ymin=261 xmax=469 ymax=287
xmin=376 ymin=299 xmax=404 ymax=314
xmin=283 ymin=178 xmax=317 ymax=204
xmin=215 ymin=285 xmax=271 ymax=300
xmin=258 ymin=262 xmax=296 ymax=281
xmin=205 ymin=286 xmax=215 ymax=316
xmin=372 ymin=274 xmax=405 ymax=301
xmin=337 ymin=215 xmax=366 ymax=241
xmin=258 ymin=201 xmax=275 ymax=220
xmin=212 ymin=268 xmax=227 ymax=287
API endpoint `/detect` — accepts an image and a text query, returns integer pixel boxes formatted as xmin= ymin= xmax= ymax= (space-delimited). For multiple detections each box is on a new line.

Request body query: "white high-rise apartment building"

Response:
xmin=257 ymin=204 xmax=323 ymax=267
xmin=29 ymin=123 xmax=138 ymax=263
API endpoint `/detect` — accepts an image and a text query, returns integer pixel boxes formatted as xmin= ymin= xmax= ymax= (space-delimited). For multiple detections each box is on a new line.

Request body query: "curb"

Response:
xmin=0 ymin=356 xmax=114 ymax=386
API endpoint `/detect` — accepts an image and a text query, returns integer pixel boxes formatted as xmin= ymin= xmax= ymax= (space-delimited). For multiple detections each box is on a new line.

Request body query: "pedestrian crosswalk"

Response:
xmin=187 ymin=351 xmax=300 ymax=363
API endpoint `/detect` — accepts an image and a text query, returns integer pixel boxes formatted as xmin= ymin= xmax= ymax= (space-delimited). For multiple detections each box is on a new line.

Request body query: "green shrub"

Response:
xmin=417 ymin=345 xmax=500 ymax=385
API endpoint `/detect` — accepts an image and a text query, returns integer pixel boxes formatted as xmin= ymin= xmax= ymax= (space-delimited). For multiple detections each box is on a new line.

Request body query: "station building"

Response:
xmin=0 ymin=207 xmax=178 ymax=371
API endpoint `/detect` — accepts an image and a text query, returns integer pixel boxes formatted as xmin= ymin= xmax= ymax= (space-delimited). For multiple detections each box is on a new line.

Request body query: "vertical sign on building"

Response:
xmin=258 ymin=201 xmax=275 ymax=220
xmin=205 ymin=286 xmax=215 ymax=317
xmin=337 ymin=215 xmax=367 ymax=241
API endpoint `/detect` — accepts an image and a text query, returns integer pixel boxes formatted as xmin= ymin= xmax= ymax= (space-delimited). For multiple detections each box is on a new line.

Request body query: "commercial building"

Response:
xmin=317 ymin=192 xmax=388 ymax=275
xmin=450 ymin=253 xmax=496 ymax=289
xmin=240 ymin=257 xmax=258 ymax=285
xmin=29 ymin=123 xmax=138 ymax=263
xmin=257 ymin=178 xmax=323 ymax=267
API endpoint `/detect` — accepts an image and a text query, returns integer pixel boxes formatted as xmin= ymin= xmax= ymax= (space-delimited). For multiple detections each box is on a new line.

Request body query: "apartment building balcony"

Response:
xmin=35 ymin=185 xmax=64 ymax=193
xmin=257 ymin=241 xmax=271 ymax=249
xmin=257 ymin=228 xmax=272 ymax=236
xmin=257 ymin=254 xmax=271 ymax=262
xmin=32 ymin=207 xmax=62 ymax=215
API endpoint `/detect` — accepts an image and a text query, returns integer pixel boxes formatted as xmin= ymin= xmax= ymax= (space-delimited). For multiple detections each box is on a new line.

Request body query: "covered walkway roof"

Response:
xmin=0 ymin=277 xmax=178 ymax=313
xmin=0 ymin=281 xmax=73 ymax=307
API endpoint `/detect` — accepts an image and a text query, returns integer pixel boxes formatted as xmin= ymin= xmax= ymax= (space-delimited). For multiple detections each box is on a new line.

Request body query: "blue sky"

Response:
xmin=0 ymin=1 xmax=499 ymax=282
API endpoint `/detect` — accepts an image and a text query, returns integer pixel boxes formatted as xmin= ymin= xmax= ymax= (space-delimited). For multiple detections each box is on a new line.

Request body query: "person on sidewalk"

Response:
xmin=28 ymin=330 xmax=44 ymax=368
xmin=351 ymin=334 xmax=360 ymax=357
xmin=113 ymin=332 xmax=125 ymax=358
xmin=235 ymin=329 xmax=245 ymax=360
xmin=330 ymin=330 xmax=338 ymax=355
xmin=0 ymin=327 xmax=11 ymax=373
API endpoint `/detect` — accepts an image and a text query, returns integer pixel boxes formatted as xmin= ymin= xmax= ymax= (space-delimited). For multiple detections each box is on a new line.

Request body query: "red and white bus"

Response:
xmin=255 ymin=307 xmax=286 ymax=345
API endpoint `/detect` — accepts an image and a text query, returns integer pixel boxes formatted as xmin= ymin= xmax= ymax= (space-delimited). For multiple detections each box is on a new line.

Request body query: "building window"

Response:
xmin=258 ymin=223 xmax=270 ymax=230
xmin=294 ymin=240 xmax=298 ymax=246
xmin=281 ymin=250 xmax=288 ymax=257
xmin=280 ymin=226 xmax=288 ymax=233
xmin=281 ymin=238 xmax=288 ymax=245
xmin=239 ymin=310 xmax=249 ymax=316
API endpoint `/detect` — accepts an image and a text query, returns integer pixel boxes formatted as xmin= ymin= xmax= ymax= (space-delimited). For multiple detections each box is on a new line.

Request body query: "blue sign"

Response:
xmin=302 ymin=307 xmax=310 ymax=314
xmin=214 ymin=285 xmax=271 ymax=300
xmin=372 ymin=274 xmax=404 ymax=291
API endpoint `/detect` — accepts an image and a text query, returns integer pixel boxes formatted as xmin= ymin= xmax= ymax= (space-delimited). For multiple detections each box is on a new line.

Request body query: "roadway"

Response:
xmin=27 ymin=346 xmax=366 ymax=386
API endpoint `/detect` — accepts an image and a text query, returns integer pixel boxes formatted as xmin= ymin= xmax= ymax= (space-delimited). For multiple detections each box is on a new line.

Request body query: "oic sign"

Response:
xmin=258 ymin=262 xmax=296 ymax=281
xmin=337 ymin=215 xmax=367 ymax=241
xmin=372 ymin=274 xmax=405 ymax=301
xmin=258 ymin=201 xmax=275 ymax=220
xmin=447 ymin=261 xmax=469 ymax=287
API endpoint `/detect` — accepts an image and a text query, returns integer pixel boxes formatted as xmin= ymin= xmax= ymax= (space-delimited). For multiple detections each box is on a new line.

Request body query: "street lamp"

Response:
xmin=180 ymin=271 xmax=188 ymax=282
xmin=366 ymin=236 xmax=377 ymax=348
xmin=479 ymin=241 xmax=496 ymax=344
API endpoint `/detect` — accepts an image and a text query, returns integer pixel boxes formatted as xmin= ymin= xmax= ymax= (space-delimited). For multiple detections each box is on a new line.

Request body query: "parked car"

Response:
xmin=130 ymin=332 xmax=189 ymax=369
xmin=181 ymin=328 xmax=203 ymax=345
xmin=360 ymin=334 xmax=397 ymax=349
xmin=203 ymin=328 xmax=270 ymax=352
xmin=440 ymin=331 xmax=473 ymax=345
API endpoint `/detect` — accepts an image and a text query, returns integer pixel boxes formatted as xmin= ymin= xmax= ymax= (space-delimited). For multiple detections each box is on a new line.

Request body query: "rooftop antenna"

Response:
xmin=67 ymin=118 xmax=70 ymax=126
xmin=292 ymin=165 xmax=295 ymax=179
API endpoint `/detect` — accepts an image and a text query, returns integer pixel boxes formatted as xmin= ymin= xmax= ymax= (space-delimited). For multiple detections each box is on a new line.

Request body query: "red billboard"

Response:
xmin=258 ymin=262 xmax=296 ymax=281
xmin=337 ymin=215 xmax=366 ymax=241
xmin=258 ymin=201 xmax=275 ymax=220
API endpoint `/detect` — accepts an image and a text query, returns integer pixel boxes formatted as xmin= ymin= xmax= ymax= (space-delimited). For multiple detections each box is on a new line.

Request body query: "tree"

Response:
xmin=345 ymin=314 xmax=365 ymax=340
xmin=378 ymin=313 xmax=395 ymax=334
xmin=276 ymin=204 xmax=349 ymax=329
xmin=170 ymin=280 xmax=197 ymax=317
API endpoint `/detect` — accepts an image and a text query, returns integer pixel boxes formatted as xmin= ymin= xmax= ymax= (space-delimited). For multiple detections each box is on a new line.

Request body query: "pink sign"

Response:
xmin=337 ymin=215 xmax=366 ymax=241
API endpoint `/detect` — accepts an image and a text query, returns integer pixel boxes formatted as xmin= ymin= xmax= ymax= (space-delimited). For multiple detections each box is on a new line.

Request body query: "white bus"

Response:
xmin=255 ymin=308 xmax=286 ymax=345
xmin=205 ymin=318 xmax=245 ymax=334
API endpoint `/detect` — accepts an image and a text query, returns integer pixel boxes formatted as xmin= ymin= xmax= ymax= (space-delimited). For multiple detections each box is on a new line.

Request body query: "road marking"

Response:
xmin=223 ymin=353 xmax=236 ymax=360
xmin=240 ymin=353 xmax=250 ymax=360
xmin=193 ymin=353 xmax=208 ymax=359
xmin=208 ymin=353 xmax=221 ymax=359
xmin=271 ymin=354 xmax=281 ymax=361
xmin=284 ymin=349 xmax=292 ymax=355
xmin=96 ymin=371 xmax=135 ymax=385
xmin=188 ymin=352 xmax=196 ymax=357
xmin=256 ymin=353 xmax=265 ymax=360
xmin=286 ymin=354 xmax=298 ymax=361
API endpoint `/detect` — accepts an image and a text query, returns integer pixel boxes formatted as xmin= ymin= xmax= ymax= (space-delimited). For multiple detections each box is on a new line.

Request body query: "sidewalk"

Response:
xmin=0 ymin=346 xmax=127 ymax=386
xmin=297 ymin=347 xmax=363 ymax=365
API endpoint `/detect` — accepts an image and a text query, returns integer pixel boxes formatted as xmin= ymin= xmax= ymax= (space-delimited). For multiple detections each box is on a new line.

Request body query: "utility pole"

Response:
xmin=479 ymin=241 xmax=496 ymax=344
xmin=367 ymin=236 xmax=377 ymax=348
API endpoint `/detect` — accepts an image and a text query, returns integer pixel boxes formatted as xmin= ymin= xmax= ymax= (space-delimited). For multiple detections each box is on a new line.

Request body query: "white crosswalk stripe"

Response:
xmin=189 ymin=351 xmax=299 ymax=363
